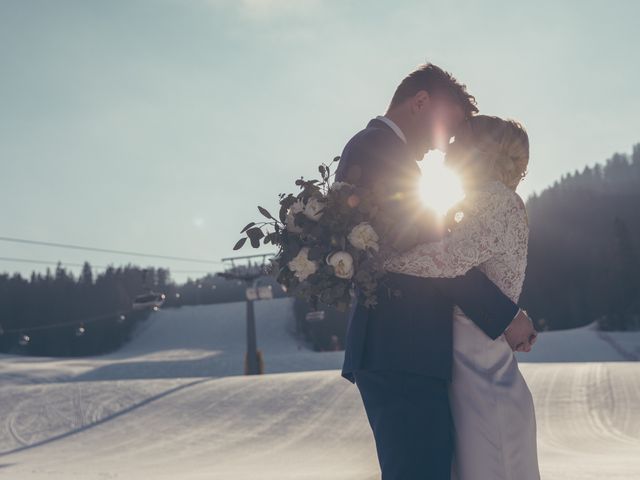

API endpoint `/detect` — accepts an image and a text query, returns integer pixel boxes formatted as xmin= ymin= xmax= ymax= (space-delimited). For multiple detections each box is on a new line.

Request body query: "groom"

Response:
xmin=335 ymin=63 xmax=537 ymax=479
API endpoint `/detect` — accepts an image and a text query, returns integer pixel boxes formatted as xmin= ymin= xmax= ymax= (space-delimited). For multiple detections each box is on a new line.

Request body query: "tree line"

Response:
xmin=0 ymin=263 xmax=285 ymax=356
xmin=521 ymin=143 xmax=640 ymax=331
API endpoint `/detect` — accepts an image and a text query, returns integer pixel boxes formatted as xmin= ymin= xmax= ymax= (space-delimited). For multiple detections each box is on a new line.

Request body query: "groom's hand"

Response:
xmin=504 ymin=309 xmax=537 ymax=353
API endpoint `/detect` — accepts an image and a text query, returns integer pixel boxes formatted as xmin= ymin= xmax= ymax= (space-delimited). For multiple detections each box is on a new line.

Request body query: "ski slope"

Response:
xmin=1 ymin=298 xmax=639 ymax=479
xmin=0 ymin=299 xmax=344 ymax=386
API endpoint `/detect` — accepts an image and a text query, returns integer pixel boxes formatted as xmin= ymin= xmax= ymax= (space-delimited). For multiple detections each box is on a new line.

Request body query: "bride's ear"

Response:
xmin=411 ymin=90 xmax=431 ymax=114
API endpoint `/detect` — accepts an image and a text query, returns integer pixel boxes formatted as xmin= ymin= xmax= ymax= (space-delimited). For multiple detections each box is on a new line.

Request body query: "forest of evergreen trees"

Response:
xmin=521 ymin=144 xmax=640 ymax=331
xmin=0 ymin=263 xmax=285 ymax=356
xmin=0 ymin=263 xmax=156 ymax=356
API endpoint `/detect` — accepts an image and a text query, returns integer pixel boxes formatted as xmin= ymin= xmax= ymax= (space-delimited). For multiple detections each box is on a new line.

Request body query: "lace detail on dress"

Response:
xmin=383 ymin=181 xmax=529 ymax=302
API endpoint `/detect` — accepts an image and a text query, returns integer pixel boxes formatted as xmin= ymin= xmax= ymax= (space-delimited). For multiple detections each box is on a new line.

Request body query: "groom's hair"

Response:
xmin=390 ymin=63 xmax=478 ymax=117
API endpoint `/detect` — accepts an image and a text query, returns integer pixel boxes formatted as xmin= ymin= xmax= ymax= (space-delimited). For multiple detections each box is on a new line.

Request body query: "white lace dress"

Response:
xmin=384 ymin=180 xmax=540 ymax=480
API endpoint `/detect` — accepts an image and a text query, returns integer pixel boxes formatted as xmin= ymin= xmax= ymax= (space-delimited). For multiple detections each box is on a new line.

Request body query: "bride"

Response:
xmin=384 ymin=115 xmax=540 ymax=480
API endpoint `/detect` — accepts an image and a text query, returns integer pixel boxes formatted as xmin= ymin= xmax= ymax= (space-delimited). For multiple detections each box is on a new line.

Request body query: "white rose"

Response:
xmin=347 ymin=222 xmax=379 ymax=252
xmin=326 ymin=251 xmax=354 ymax=279
xmin=287 ymin=247 xmax=318 ymax=282
xmin=285 ymin=200 xmax=304 ymax=233
xmin=303 ymin=196 xmax=325 ymax=221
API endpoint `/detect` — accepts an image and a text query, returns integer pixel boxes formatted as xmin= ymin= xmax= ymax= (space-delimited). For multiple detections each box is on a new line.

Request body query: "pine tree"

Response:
xmin=79 ymin=261 xmax=93 ymax=285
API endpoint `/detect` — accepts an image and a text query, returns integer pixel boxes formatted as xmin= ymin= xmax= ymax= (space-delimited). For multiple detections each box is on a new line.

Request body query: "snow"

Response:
xmin=1 ymin=298 xmax=639 ymax=479
xmin=0 ymin=299 xmax=344 ymax=386
xmin=516 ymin=322 xmax=640 ymax=363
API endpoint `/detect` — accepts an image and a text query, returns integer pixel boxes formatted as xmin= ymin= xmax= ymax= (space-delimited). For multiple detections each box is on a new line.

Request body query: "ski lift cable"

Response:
xmin=0 ymin=236 xmax=226 ymax=265
xmin=0 ymin=309 xmax=128 ymax=334
xmin=0 ymin=256 xmax=217 ymax=275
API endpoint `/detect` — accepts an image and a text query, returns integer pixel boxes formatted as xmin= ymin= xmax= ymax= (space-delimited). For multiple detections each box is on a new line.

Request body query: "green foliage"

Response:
xmin=235 ymin=156 xmax=393 ymax=310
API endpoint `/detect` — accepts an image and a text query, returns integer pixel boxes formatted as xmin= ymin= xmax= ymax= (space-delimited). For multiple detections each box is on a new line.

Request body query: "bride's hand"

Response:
xmin=504 ymin=310 xmax=537 ymax=352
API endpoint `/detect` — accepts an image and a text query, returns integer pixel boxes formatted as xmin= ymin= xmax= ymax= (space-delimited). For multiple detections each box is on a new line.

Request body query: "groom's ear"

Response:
xmin=411 ymin=90 xmax=431 ymax=113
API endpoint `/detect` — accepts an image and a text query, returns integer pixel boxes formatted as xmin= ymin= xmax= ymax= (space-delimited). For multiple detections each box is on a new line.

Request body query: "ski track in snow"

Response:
xmin=0 ymin=298 xmax=639 ymax=479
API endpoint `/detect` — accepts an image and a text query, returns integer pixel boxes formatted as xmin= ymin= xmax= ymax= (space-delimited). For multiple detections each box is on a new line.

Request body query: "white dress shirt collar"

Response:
xmin=375 ymin=115 xmax=407 ymax=144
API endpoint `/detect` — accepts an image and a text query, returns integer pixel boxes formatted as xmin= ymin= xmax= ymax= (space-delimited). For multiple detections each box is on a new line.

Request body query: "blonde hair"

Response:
xmin=464 ymin=115 xmax=529 ymax=190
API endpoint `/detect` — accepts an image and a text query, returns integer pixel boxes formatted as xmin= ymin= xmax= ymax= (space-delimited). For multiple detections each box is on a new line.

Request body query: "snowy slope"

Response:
xmin=2 ymin=298 xmax=637 ymax=387
xmin=0 ymin=298 xmax=344 ymax=386
xmin=1 ymin=299 xmax=639 ymax=479
xmin=1 ymin=365 xmax=639 ymax=480
xmin=516 ymin=322 xmax=640 ymax=363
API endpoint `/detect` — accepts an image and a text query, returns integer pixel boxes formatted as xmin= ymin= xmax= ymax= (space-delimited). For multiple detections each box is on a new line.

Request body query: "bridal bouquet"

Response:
xmin=234 ymin=157 xmax=392 ymax=311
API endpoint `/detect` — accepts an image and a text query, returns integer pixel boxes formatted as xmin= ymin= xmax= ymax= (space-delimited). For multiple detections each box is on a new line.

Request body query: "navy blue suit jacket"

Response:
xmin=338 ymin=118 xmax=518 ymax=383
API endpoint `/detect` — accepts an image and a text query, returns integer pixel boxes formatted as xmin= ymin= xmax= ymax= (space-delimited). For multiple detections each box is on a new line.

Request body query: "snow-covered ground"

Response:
xmin=1 ymin=298 xmax=639 ymax=479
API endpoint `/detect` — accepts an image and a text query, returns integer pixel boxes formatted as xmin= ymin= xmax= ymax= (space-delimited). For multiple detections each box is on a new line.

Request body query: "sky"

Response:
xmin=1 ymin=0 xmax=639 ymax=283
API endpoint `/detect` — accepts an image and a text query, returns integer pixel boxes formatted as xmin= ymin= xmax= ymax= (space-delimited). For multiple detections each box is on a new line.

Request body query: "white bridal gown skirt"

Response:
xmin=449 ymin=307 xmax=540 ymax=480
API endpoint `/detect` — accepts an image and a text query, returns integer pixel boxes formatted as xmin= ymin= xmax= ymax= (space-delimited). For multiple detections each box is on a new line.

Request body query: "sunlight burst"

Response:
xmin=419 ymin=150 xmax=465 ymax=216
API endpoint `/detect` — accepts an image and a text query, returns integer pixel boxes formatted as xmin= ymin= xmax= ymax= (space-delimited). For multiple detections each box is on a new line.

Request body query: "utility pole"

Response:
xmin=218 ymin=253 xmax=274 ymax=375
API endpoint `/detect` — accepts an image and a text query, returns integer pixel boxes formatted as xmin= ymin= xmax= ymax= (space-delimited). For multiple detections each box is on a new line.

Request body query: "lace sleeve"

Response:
xmin=383 ymin=187 xmax=509 ymax=278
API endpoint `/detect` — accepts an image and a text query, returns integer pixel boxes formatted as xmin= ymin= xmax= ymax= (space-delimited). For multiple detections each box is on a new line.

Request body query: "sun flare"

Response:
xmin=419 ymin=150 xmax=465 ymax=216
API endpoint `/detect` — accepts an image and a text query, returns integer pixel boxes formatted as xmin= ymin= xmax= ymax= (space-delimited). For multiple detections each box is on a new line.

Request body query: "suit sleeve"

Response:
xmin=432 ymin=270 xmax=518 ymax=339
xmin=382 ymin=186 xmax=521 ymax=338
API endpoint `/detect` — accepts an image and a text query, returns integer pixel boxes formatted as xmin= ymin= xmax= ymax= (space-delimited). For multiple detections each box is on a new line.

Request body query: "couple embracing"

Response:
xmin=336 ymin=63 xmax=540 ymax=480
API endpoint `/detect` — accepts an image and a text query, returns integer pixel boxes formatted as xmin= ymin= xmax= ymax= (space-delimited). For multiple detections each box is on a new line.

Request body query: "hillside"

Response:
xmin=522 ymin=144 xmax=640 ymax=330
xmin=1 ymin=300 xmax=639 ymax=479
